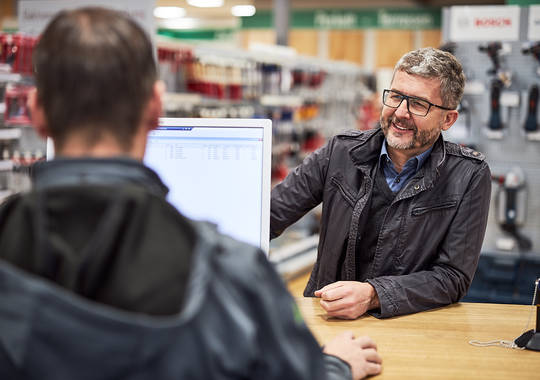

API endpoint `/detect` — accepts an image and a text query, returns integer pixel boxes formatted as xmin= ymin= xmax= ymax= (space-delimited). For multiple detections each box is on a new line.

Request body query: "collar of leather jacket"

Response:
xmin=346 ymin=127 xmax=447 ymax=188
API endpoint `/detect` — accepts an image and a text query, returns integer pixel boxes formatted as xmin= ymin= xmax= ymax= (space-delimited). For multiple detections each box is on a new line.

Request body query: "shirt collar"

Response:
xmin=380 ymin=139 xmax=434 ymax=172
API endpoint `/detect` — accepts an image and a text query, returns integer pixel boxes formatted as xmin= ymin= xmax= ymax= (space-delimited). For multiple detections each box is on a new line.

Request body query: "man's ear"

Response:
xmin=27 ymin=87 xmax=49 ymax=139
xmin=144 ymin=80 xmax=165 ymax=131
xmin=441 ymin=109 xmax=459 ymax=131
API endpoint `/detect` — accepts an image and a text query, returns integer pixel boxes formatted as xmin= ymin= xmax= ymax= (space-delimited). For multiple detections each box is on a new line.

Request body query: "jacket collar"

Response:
xmin=348 ymin=128 xmax=385 ymax=167
xmin=348 ymin=128 xmax=446 ymax=177
xmin=30 ymin=157 xmax=169 ymax=198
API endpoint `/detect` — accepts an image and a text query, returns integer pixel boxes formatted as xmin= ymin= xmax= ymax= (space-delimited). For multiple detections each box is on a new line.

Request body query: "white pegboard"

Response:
xmin=443 ymin=6 xmax=540 ymax=255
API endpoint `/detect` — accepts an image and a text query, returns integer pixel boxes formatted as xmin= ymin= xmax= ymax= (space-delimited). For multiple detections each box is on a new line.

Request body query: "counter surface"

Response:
xmin=295 ymin=297 xmax=539 ymax=379
xmin=288 ymin=274 xmax=539 ymax=379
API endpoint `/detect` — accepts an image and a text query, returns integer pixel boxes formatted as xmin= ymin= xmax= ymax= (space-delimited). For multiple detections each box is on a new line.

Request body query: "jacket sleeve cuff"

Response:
xmin=366 ymin=278 xmax=398 ymax=318
xmin=322 ymin=353 xmax=353 ymax=380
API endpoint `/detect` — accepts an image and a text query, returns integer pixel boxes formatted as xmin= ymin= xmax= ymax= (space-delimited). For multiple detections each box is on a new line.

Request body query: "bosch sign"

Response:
xmin=474 ymin=18 xmax=512 ymax=27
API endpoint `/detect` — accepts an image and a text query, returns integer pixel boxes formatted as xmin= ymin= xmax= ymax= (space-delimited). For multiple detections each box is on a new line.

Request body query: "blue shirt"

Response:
xmin=379 ymin=140 xmax=433 ymax=193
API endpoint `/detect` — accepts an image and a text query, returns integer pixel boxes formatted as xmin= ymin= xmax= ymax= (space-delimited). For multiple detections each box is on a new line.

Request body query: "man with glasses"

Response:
xmin=271 ymin=47 xmax=491 ymax=319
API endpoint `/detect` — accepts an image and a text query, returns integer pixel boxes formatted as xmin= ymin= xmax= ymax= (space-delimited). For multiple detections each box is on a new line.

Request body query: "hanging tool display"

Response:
xmin=479 ymin=42 xmax=512 ymax=88
xmin=494 ymin=167 xmax=532 ymax=252
xmin=488 ymin=79 xmax=503 ymax=131
xmin=479 ymin=42 xmax=503 ymax=75
xmin=522 ymin=42 xmax=540 ymax=75
xmin=524 ymin=84 xmax=539 ymax=133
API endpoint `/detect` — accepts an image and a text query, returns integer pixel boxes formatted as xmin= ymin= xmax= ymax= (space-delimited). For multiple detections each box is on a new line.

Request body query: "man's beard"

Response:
xmin=381 ymin=115 xmax=441 ymax=151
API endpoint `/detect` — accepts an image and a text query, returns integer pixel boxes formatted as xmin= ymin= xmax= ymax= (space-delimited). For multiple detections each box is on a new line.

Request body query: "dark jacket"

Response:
xmin=0 ymin=158 xmax=351 ymax=380
xmin=271 ymin=128 xmax=491 ymax=318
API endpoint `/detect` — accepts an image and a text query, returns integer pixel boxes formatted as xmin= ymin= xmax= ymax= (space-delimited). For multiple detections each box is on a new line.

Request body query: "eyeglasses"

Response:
xmin=382 ymin=89 xmax=454 ymax=117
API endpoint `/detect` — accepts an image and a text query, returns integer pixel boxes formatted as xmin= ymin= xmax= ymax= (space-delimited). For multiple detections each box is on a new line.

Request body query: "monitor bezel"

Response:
xmin=156 ymin=117 xmax=272 ymax=254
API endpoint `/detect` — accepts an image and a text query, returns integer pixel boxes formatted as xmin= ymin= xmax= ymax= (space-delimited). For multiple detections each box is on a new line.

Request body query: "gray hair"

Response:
xmin=393 ymin=47 xmax=465 ymax=109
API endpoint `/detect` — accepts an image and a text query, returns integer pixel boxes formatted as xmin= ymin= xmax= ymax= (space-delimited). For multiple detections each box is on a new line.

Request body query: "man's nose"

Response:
xmin=394 ymin=98 xmax=411 ymax=118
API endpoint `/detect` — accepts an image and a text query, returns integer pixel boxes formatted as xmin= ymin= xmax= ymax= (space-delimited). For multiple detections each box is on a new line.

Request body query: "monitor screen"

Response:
xmin=145 ymin=118 xmax=272 ymax=253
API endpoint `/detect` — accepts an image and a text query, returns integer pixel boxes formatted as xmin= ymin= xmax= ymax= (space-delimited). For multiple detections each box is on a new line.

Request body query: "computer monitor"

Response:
xmin=145 ymin=118 xmax=272 ymax=253
xmin=45 ymin=118 xmax=272 ymax=253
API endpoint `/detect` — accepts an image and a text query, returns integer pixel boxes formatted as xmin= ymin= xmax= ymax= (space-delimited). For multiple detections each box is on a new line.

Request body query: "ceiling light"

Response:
xmin=187 ymin=0 xmax=224 ymax=8
xmin=154 ymin=7 xmax=186 ymax=19
xmin=161 ymin=18 xmax=200 ymax=29
xmin=231 ymin=5 xmax=256 ymax=17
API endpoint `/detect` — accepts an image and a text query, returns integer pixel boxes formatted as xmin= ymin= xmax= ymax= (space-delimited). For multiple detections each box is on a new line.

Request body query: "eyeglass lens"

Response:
xmin=384 ymin=90 xmax=430 ymax=116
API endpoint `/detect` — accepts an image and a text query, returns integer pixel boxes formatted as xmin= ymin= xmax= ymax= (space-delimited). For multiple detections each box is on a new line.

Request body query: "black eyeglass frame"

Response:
xmin=382 ymin=89 xmax=454 ymax=117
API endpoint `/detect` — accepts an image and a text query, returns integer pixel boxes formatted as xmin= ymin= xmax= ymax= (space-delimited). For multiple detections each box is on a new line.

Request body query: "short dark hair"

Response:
xmin=33 ymin=7 xmax=157 ymax=150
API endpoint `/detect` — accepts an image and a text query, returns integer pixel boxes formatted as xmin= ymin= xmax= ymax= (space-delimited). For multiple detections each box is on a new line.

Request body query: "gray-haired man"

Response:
xmin=271 ymin=47 xmax=491 ymax=319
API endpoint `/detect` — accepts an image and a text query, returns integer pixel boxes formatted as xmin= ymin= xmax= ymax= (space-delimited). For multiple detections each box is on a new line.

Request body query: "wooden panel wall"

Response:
xmin=420 ymin=29 xmax=442 ymax=49
xmin=289 ymin=30 xmax=318 ymax=57
xmin=240 ymin=30 xmax=277 ymax=50
xmin=375 ymin=30 xmax=415 ymax=68
xmin=328 ymin=30 xmax=364 ymax=66
xmin=0 ymin=0 xmax=16 ymax=29
xmin=240 ymin=30 xmax=318 ymax=57
xmin=238 ymin=29 xmax=442 ymax=69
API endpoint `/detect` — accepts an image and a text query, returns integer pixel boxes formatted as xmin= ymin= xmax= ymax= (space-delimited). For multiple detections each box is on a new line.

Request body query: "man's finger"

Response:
xmin=362 ymin=348 xmax=382 ymax=364
xmin=364 ymin=362 xmax=382 ymax=376
xmin=319 ymin=286 xmax=346 ymax=301
xmin=320 ymin=298 xmax=350 ymax=313
xmin=315 ymin=282 xmax=344 ymax=296
xmin=354 ymin=336 xmax=377 ymax=350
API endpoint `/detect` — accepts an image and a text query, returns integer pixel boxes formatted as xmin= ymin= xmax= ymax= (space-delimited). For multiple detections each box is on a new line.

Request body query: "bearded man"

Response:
xmin=271 ymin=47 xmax=491 ymax=319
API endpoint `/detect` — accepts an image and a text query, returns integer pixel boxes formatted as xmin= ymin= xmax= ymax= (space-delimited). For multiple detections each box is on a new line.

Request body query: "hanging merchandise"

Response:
xmin=445 ymin=5 xmax=540 ymax=305
xmin=524 ymin=84 xmax=539 ymax=132
xmin=4 ymin=85 xmax=32 ymax=126
xmin=158 ymin=46 xmax=193 ymax=94
xmin=0 ymin=33 xmax=41 ymax=203
xmin=488 ymin=79 xmax=503 ymax=131
xmin=493 ymin=167 xmax=531 ymax=252
xmin=479 ymin=42 xmax=503 ymax=75
xmin=485 ymin=79 xmax=504 ymax=139
xmin=0 ymin=33 xmax=37 ymax=75
xmin=522 ymin=42 xmax=540 ymax=76
xmin=478 ymin=41 xmax=512 ymax=86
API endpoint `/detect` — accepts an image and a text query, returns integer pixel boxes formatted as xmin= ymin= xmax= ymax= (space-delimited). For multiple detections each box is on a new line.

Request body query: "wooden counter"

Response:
xmin=288 ymin=274 xmax=540 ymax=379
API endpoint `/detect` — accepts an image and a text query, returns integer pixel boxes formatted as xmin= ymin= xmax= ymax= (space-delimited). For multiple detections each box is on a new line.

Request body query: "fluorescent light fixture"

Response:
xmin=161 ymin=18 xmax=200 ymax=29
xmin=231 ymin=5 xmax=256 ymax=17
xmin=187 ymin=0 xmax=224 ymax=8
xmin=154 ymin=6 xmax=186 ymax=19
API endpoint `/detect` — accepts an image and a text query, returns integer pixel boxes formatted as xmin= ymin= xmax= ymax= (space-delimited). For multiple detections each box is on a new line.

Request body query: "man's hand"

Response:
xmin=323 ymin=331 xmax=382 ymax=380
xmin=314 ymin=281 xmax=380 ymax=319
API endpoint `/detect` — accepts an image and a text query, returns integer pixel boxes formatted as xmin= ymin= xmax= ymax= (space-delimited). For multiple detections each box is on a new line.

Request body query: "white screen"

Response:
xmin=144 ymin=119 xmax=271 ymax=253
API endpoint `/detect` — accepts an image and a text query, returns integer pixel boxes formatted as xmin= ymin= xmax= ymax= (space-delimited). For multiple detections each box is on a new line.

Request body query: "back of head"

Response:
xmin=33 ymin=7 xmax=157 ymax=150
xmin=393 ymin=47 xmax=465 ymax=109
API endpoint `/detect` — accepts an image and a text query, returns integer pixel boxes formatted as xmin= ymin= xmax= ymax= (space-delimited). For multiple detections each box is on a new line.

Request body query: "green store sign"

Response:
xmin=241 ymin=8 xmax=441 ymax=30
xmin=157 ymin=28 xmax=235 ymax=40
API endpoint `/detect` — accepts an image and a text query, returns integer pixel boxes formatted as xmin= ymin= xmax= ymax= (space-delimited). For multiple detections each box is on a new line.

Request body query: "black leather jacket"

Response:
xmin=271 ymin=129 xmax=491 ymax=318
xmin=0 ymin=158 xmax=351 ymax=380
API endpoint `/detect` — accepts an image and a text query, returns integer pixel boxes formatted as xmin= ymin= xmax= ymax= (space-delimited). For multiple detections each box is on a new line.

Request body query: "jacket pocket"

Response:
xmin=411 ymin=200 xmax=457 ymax=216
xmin=330 ymin=176 xmax=356 ymax=207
